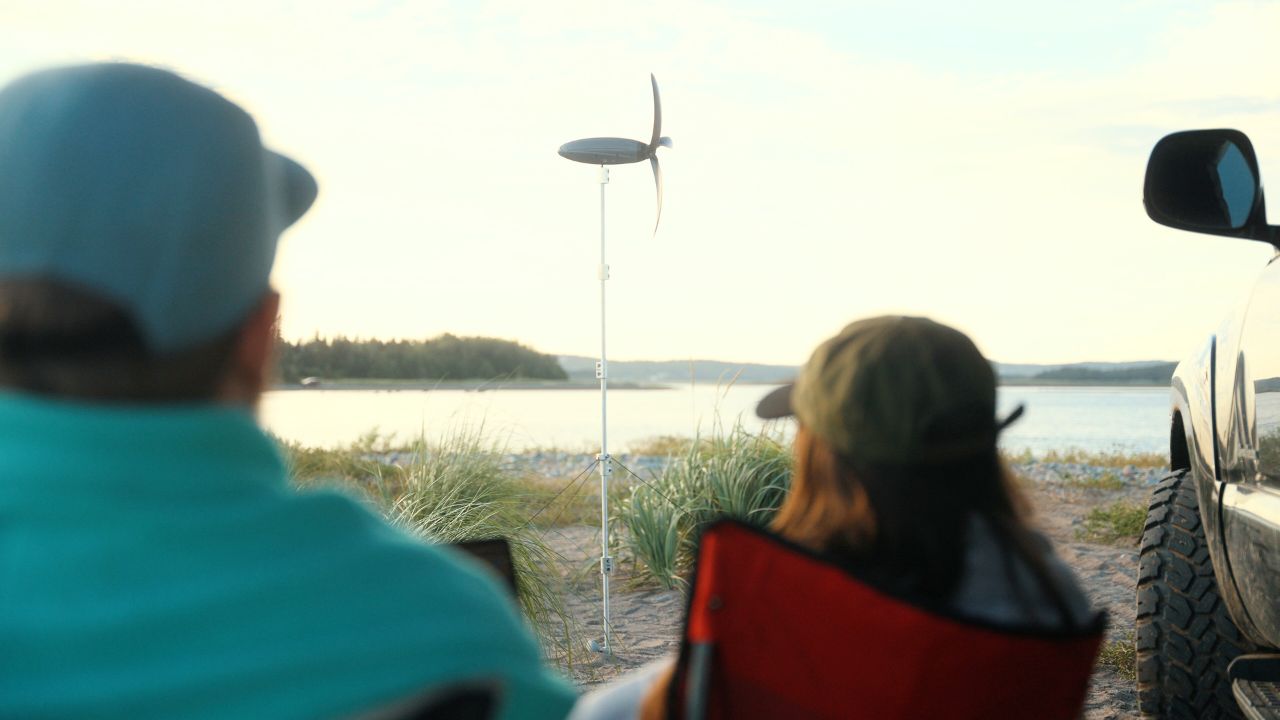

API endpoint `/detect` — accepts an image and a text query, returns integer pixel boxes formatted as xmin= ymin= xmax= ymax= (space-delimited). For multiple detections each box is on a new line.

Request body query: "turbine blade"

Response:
xmin=649 ymin=74 xmax=662 ymax=150
xmin=651 ymin=155 xmax=663 ymax=234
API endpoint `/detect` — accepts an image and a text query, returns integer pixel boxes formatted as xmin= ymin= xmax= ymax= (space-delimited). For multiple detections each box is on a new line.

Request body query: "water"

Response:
xmin=995 ymin=386 xmax=1169 ymax=456
xmin=259 ymin=384 xmax=1172 ymax=456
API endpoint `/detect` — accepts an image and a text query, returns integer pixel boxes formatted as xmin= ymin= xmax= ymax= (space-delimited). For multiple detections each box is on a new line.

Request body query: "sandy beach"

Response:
xmin=545 ymin=462 xmax=1151 ymax=719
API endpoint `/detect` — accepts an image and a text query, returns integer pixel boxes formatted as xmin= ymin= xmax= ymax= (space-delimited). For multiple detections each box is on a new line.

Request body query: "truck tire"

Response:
xmin=1136 ymin=470 xmax=1256 ymax=719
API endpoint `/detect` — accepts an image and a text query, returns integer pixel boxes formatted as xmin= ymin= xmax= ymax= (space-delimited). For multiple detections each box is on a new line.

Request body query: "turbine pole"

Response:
xmin=596 ymin=164 xmax=613 ymax=656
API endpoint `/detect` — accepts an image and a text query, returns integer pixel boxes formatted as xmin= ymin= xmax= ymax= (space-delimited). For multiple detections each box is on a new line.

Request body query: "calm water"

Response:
xmin=259 ymin=384 xmax=1172 ymax=456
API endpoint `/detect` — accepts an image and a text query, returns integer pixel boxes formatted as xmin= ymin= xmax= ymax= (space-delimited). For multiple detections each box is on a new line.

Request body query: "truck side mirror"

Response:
xmin=1144 ymin=129 xmax=1277 ymax=244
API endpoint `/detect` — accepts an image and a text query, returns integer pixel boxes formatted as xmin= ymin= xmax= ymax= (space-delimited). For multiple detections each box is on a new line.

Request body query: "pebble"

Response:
xmin=357 ymin=450 xmax=670 ymax=483
xmin=1012 ymin=461 xmax=1165 ymax=486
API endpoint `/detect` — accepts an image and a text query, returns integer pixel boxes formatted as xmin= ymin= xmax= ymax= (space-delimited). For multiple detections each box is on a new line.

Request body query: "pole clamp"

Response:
xmin=601 ymin=556 xmax=614 ymax=574
xmin=598 ymin=263 xmax=610 ymax=281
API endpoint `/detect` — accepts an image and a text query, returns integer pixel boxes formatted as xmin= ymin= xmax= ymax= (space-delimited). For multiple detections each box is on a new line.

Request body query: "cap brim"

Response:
xmin=270 ymin=151 xmax=318 ymax=228
xmin=997 ymin=403 xmax=1025 ymax=431
xmin=756 ymin=383 xmax=795 ymax=419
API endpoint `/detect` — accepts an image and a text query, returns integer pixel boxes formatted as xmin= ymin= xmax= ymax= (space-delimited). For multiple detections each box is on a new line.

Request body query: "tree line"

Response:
xmin=1031 ymin=362 xmax=1177 ymax=384
xmin=274 ymin=333 xmax=568 ymax=383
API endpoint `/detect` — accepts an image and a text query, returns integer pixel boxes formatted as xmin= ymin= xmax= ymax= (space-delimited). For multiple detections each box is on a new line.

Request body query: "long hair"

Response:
xmin=772 ymin=425 xmax=1055 ymax=603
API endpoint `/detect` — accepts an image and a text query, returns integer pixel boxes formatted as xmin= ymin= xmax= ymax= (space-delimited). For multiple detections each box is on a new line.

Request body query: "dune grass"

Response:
xmin=518 ymin=476 xmax=602 ymax=529
xmin=617 ymin=424 xmax=792 ymax=589
xmin=1076 ymin=500 xmax=1147 ymax=545
xmin=1097 ymin=632 xmax=1137 ymax=680
xmin=1003 ymin=447 xmax=1166 ymax=469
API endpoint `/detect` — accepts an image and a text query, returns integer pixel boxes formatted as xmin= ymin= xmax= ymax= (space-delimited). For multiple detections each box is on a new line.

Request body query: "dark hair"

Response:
xmin=773 ymin=426 xmax=1064 ymax=610
xmin=0 ymin=279 xmax=241 ymax=402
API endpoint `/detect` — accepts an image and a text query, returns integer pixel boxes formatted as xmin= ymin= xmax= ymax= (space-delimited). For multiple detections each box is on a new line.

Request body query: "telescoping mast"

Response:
xmin=557 ymin=74 xmax=671 ymax=656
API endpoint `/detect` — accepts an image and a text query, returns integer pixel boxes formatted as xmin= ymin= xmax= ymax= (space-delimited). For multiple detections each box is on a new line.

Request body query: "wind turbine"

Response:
xmin=558 ymin=74 xmax=671 ymax=656
xmin=560 ymin=74 xmax=672 ymax=230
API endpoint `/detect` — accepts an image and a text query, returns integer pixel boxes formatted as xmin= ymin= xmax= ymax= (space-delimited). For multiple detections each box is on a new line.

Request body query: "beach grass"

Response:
xmin=1003 ymin=447 xmax=1166 ymax=469
xmin=1097 ymin=632 xmax=1137 ymax=681
xmin=617 ymin=424 xmax=792 ymax=589
xmin=1076 ymin=500 xmax=1147 ymax=545
xmin=517 ymin=473 xmax=605 ymax=529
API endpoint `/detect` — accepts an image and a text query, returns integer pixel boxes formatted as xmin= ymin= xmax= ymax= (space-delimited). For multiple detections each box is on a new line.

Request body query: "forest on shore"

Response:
xmin=273 ymin=332 xmax=1178 ymax=388
xmin=274 ymin=334 xmax=567 ymax=384
xmin=1023 ymin=362 xmax=1177 ymax=385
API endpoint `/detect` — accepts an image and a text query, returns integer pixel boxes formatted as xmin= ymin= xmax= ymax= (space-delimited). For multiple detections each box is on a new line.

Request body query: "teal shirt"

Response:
xmin=0 ymin=394 xmax=576 ymax=719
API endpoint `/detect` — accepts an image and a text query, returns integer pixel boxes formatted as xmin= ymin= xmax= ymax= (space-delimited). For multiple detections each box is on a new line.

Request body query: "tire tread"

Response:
xmin=1135 ymin=470 xmax=1255 ymax=719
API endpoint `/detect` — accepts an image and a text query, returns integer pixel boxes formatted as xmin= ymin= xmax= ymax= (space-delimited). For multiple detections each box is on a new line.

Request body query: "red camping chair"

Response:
xmin=666 ymin=520 xmax=1105 ymax=720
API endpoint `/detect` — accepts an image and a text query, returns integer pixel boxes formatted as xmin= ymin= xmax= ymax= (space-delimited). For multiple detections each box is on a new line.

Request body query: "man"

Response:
xmin=0 ymin=63 xmax=576 ymax=719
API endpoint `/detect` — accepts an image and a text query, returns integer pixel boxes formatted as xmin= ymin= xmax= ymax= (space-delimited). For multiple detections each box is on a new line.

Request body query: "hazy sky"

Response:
xmin=5 ymin=1 xmax=1280 ymax=365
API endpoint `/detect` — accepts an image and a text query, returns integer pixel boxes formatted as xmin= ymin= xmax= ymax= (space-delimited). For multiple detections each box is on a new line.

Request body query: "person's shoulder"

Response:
xmin=247 ymin=486 xmax=577 ymax=718
xmin=226 ymin=481 xmax=524 ymax=641
xmin=273 ymin=486 xmax=513 ymax=605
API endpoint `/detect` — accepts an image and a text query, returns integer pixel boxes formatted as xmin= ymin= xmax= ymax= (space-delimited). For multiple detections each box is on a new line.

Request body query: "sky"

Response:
xmin=4 ymin=0 xmax=1280 ymax=366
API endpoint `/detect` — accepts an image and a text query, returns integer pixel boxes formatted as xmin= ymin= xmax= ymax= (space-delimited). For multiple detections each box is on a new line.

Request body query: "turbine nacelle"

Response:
xmin=558 ymin=74 xmax=671 ymax=232
xmin=558 ymin=137 xmax=652 ymax=165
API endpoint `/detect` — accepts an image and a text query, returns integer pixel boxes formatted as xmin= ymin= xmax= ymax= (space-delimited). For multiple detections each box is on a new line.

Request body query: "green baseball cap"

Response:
xmin=757 ymin=316 xmax=1023 ymax=465
xmin=0 ymin=63 xmax=317 ymax=353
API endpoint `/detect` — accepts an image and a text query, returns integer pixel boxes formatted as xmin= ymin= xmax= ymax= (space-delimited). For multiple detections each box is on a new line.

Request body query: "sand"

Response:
xmin=543 ymin=467 xmax=1149 ymax=718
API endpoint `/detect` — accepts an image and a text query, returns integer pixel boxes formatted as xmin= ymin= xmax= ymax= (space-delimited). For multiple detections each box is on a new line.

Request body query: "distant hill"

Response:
xmin=560 ymin=356 xmax=1177 ymax=386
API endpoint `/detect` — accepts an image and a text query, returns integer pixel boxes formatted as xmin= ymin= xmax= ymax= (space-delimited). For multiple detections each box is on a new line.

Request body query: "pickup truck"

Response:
xmin=1140 ymin=129 xmax=1280 ymax=719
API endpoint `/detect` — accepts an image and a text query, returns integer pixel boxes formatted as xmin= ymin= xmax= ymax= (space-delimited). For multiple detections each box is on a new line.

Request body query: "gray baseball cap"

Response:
xmin=0 ymin=62 xmax=317 ymax=353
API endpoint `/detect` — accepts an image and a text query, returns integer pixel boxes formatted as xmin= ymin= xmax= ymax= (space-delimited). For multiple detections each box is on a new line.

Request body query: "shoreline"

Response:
xmin=271 ymin=379 xmax=670 ymax=392
xmin=271 ymin=379 xmax=1169 ymax=392
xmin=999 ymin=378 xmax=1168 ymax=388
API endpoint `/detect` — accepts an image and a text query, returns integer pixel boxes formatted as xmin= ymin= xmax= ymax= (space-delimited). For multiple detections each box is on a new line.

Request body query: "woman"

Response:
xmin=573 ymin=316 xmax=1093 ymax=720
xmin=753 ymin=315 xmax=1092 ymax=630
